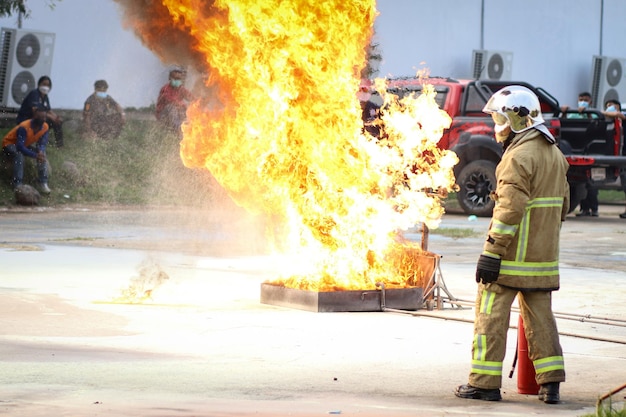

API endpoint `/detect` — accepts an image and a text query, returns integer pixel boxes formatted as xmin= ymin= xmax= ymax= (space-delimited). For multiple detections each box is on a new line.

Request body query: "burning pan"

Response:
xmin=260 ymin=283 xmax=423 ymax=312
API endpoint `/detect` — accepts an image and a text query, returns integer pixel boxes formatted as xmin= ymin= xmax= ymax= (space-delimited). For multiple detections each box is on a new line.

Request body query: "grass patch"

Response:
xmin=0 ymin=113 xmax=225 ymax=208
xmin=599 ymin=189 xmax=625 ymax=203
xmin=580 ymin=402 xmax=626 ymax=417
xmin=4 ymin=115 xmax=619 ymax=214
xmin=442 ymin=191 xmax=461 ymax=210
xmin=430 ymin=227 xmax=480 ymax=239
xmin=51 ymin=237 xmax=104 ymax=242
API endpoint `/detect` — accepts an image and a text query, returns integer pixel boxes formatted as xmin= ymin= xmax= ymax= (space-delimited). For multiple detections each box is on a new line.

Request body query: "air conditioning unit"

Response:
xmin=472 ymin=50 xmax=513 ymax=81
xmin=0 ymin=28 xmax=55 ymax=108
xmin=591 ymin=56 xmax=626 ymax=108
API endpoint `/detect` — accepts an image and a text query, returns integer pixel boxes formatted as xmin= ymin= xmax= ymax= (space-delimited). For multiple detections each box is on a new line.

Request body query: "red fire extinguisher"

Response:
xmin=511 ymin=315 xmax=540 ymax=394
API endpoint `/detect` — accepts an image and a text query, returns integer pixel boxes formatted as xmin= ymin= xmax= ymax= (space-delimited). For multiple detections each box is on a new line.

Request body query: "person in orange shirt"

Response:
xmin=2 ymin=106 xmax=51 ymax=193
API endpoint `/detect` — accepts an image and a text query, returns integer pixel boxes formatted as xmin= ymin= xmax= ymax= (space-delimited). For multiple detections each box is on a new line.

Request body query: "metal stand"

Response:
xmin=419 ymin=223 xmax=462 ymax=310
xmin=421 ymin=256 xmax=462 ymax=310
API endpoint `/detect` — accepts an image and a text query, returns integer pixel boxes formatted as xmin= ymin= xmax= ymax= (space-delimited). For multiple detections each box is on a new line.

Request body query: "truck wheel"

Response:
xmin=457 ymin=160 xmax=497 ymax=217
xmin=568 ymin=182 xmax=587 ymax=213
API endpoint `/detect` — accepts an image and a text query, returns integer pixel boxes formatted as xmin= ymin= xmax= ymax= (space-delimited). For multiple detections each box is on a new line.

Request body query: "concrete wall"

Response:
xmin=375 ymin=0 xmax=626 ymax=108
xmin=0 ymin=0 xmax=624 ymax=110
xmin=0 ymin=0 xmax=168 ymax=110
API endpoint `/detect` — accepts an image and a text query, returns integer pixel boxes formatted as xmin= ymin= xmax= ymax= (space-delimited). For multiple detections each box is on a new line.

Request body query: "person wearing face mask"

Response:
xmin=455 ymin=86 xmax=569 ymax=404
xmin=602 ymin=100 xmax=626 ymax=218
xmin=576 ymin=92 xmax=592 ymax=112
xmin=560 ymin=91 xmax=594 ymax=118
xmin=16 ymin=75 xmax=64 ymax=148
xmin=561 ymin=92 xmax=600 ymax=216
xmin=155 ymin=68 xmax=195 ymax=134
xmin=602 ymin=99 xmax=624 ymax=120
xmin=2 ymin=106 xmax=51 ymax=194
xmin=82 ymin=80 xmax=126 ymax=140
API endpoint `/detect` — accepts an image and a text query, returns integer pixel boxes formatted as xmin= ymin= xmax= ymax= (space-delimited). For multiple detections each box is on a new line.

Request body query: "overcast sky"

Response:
xmin=0 ymin=0 xmax=168 ymax=110
xmin=1 ymin=1 xmax=625 ymax=110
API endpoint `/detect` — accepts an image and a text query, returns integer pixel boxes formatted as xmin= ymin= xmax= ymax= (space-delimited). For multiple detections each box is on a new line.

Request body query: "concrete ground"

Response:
xmin=0 ymin=203 xmax=625 ymax=417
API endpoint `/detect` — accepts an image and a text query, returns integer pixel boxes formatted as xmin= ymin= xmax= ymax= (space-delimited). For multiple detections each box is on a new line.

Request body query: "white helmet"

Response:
xmin=483 ymin=85 xmax=555 ymax=143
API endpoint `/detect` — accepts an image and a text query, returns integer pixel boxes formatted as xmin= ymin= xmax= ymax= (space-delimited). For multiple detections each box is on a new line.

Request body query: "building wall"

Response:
xmin=0 ymin=0 xmax=168 ymax=110
xmin=1 ymin=0 xmax=624 ymax=110
xmin=375 ymin=0 xmax=626 ymax=108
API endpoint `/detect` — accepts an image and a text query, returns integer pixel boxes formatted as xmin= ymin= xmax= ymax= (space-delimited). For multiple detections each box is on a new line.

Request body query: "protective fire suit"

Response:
xmin=469 ymin=128 xmax=569 ymax=389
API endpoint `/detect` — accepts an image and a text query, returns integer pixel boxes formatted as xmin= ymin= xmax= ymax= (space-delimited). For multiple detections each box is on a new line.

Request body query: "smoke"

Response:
xmin=112 ymin=0 xmax=208 ymax=73
xmin=113 ymin=257 xmax=170 ymax=303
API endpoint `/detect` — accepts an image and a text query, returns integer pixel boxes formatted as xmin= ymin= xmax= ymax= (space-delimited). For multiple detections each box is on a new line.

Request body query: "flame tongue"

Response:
xmin=115 ymin=0 xmax=458 ymax=291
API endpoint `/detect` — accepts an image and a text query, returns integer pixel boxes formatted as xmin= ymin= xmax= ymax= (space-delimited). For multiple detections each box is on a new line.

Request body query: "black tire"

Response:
xmin=568 ymin=182 xmax=587 ymax=213
xmin=457 ymin=160 xmax=497 ymax=217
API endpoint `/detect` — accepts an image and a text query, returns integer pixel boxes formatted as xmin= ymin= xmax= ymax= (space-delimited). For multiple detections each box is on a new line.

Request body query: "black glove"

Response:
xmin=475 ymin=254 xmax=501 ymax=284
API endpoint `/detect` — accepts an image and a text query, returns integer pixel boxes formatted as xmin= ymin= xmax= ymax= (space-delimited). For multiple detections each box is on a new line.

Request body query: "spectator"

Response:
xmin=560 ymin=91 xmax=592 ymax=116
xmin=602 ymin=99 xmax=625 ymax=121
xmin=82 ymin=80 xmax=126 ymax=140
xmin=564 ymin=92 xmax=599 ymax=216
xmin=2 ymin=106 xmax=51 ymax=194
xmin=156 ymin=68 xmax=194 ymax=133
xmin=576 ymin=184 xmax=599 ymax=217
xmin=576 ymin=98 xmax=625 ymax=217
xmin=603 ymin=99 xmax=626 ymax=218
xmin=17 ymin=75 xmax=64 ymax=148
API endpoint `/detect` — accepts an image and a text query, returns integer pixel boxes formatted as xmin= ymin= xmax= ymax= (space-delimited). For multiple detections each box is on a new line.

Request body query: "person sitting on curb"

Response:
xmin=82 ymin=79 xmax=126 ymax=140
xmin=16 ymin=75 xmax=64 ymax=148
xmin=2 ymin=106 xmax=51 ymax=194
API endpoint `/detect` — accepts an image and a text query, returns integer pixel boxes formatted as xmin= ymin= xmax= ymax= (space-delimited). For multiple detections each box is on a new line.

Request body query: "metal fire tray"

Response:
xmin=260 ymin=283 xmax=423 ymax=312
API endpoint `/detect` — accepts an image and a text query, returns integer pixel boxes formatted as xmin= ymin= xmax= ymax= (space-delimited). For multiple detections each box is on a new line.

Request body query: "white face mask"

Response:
xmin=39 ymin=86 xmax=50 ymax=95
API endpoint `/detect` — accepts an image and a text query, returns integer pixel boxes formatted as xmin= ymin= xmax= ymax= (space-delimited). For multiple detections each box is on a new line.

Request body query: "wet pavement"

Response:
xmin=0 ymin=204 xmax=625 ymax=416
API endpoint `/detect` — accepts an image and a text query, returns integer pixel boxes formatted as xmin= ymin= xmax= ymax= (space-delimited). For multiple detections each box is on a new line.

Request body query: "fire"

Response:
xmin=114 ymin=0 xmax=458 ymax=291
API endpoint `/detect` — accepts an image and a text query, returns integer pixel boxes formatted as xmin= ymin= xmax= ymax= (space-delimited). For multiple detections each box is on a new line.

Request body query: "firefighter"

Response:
xmin=455 ymin=86 xmax=569 ymax=404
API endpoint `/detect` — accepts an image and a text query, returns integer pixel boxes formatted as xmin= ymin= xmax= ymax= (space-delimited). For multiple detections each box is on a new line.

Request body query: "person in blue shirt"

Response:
xmin=16 ymin=75 xmax=64 ymax=148
xmin=2 ymin=106 xmax=51 ymax=193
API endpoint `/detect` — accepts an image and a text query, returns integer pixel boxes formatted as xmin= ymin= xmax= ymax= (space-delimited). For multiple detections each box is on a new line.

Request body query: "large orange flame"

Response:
xmin=114 ymin=0 xmax=458 ymax=291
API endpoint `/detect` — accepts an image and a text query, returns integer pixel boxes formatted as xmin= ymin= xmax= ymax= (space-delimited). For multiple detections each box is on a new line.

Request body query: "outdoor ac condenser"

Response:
xmin=591 ymin=56 xmax=626 ymax=108
xmin=0 ymin=27 xmax=55 ymax=109
xmin=472 ymin=50 xmax=513 ymax=81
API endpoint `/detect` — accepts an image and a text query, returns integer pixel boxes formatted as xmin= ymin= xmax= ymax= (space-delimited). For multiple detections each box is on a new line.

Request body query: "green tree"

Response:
xmin=361 ymin=28 xmax=382 ymax=79
xmin=0 ymin=0 xmax=60 ymax=19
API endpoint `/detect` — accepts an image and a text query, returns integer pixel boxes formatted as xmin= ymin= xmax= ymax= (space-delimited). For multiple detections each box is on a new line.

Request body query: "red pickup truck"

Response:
xmin=373 ymin=77 xmax=626 ymax=216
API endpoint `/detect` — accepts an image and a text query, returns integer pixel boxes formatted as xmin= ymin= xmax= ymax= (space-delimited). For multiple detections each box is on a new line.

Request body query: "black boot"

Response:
xmin=538 ymin=382 xmax=560 ymax=404
xmin=455 ymin=384 xmax=502 ymax=401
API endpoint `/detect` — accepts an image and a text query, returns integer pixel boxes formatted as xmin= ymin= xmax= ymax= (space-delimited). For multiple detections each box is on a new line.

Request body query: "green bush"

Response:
xmin=580 ymin=401 xmax=626 ymax=417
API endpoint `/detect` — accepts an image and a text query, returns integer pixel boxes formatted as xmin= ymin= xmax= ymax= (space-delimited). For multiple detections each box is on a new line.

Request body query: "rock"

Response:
xmin=15 ymin=184 xmax=40 ymax=206
xmin=60 ymin=160 xmax=83 ymax=185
